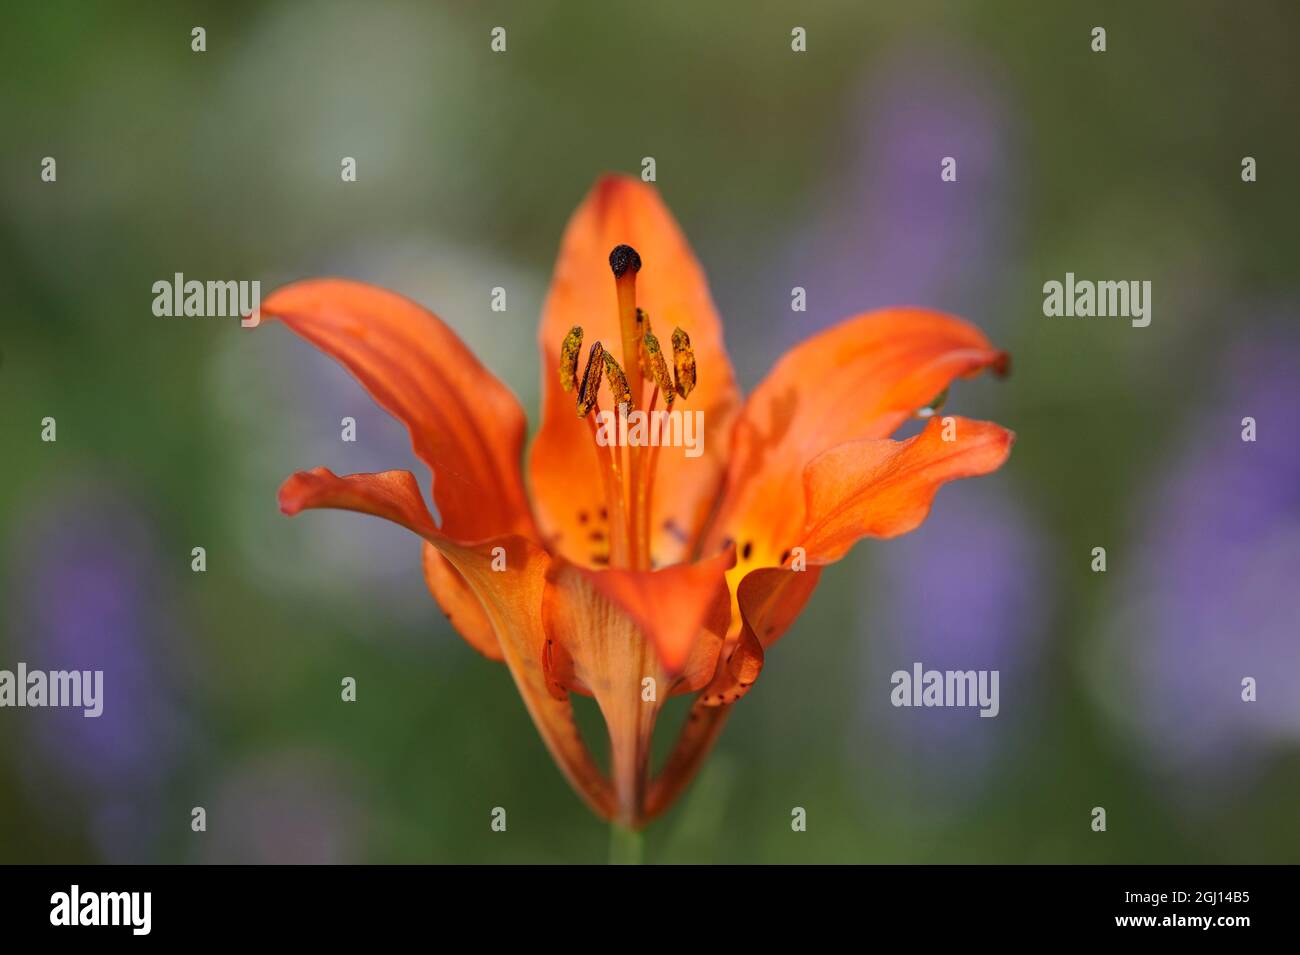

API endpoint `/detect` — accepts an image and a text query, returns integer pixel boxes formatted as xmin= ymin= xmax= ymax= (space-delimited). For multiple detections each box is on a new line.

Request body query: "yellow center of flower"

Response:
xmin=558 ymin=245 xmax=697 ymax=571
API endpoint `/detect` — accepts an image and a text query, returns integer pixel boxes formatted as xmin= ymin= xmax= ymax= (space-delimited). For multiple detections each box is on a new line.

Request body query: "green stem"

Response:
xmin=609 ymin=823 xmax=644 ymax=865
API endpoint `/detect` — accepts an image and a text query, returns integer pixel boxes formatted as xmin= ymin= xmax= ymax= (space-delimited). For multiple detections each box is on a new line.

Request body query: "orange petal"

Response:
xmin=264 ymin=279 xmax=536 ymax=544
xmin=734 ymin=563 xmax=823 ymax=650
xmin=706 ymin=308 xmax=1008 ymax=571
xmin=801 ymin=416 xmax=1015 ymax=562
xmin=673 ymin=576 xmax=734 ymax=697
xmin=421 ymin=543 xmax=503 ymax=661
xmin=530 ymin=175 xmax=741 ymax=567
xmin=544 ymin=549 xmax=731 ymax=827
xmin=543 ymin=564 xmax=664 ymax=827
xmin=645 ymin=565 xmax=808 ymax=820
xmin=278 ymin=467 xmax=615 ymax=819
xmin=279 ymin=466 xmax=441 ymax=536
xmin=644 ymin=703 xmax=731 ymax=822
xmin=576 ymin=545 xmax=735 ymax=673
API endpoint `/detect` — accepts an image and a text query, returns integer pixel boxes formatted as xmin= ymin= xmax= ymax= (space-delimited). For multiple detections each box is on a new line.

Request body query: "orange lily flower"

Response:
xmin=262 ymin=174 xmax=1013 ymax=830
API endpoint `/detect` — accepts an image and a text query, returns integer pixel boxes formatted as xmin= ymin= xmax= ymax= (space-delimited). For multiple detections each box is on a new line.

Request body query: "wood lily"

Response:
xmin=261 ymin=175 xmax=1014 ymax=829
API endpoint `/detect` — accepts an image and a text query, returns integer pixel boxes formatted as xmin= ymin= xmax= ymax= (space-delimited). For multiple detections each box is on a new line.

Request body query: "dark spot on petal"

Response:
xmin=662 ymin=519 xmax=690 ymax=543
xmin=741 ymin=541 xmax=753 ymax=560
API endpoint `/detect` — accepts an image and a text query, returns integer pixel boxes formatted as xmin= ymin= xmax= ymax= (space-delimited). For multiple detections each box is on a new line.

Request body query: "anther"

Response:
xmin=576 ymin=341 xmax=605 ymax=417
xmin=636 ymin=309 xmax=655 ymax=382
xmin=608 ymin=244 xmax=642 ymax=278
xmin=671 ymin=327 xmax=696 ymax=399
xmin=559 ymin=326 xmax=583 ymax=393
xmin=603 ymin=351 xmax=633 ymax=409
xmin=642 ymin=331 xmax=675 ymax=406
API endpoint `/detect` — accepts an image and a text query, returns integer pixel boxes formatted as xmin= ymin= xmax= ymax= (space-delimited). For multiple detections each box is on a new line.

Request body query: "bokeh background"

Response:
xmin=2 ymin=0 xmax=1297 ymax=863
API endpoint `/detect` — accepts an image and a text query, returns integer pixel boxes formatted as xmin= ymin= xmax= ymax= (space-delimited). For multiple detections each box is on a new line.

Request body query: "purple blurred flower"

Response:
xmin=1099 ymin=331 xmax=1300 ymax=784
xmin=196 ymin=751 xmax=363 ymax=864
xmin=765 ymin=38 xmax=1040 ymax=805
xmin=766 ymin=39 xmax=1019 ymax=361
xmin=858 ymin=479 xmax=1050 ymax=801
xmin=6 ymin=481 xmax=193 ymax=860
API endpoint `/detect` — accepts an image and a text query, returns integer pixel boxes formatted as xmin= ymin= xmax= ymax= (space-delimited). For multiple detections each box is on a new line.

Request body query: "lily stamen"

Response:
xmin=559 ymin=325 xmax=583 ymax=393
xmin=586 ymin=400 xmax=630 ymax=567
xmin=642 ymin=330 xmax=675 ymax=408
xmin=602 ymin=351 xmax=634 ymax=414
xmin=671 ymin=327 xmax=696 ymax=399
xmin=636 ymin=308 xmax=654 ymax=382
xmin=576 ymin=339 xmax=605 ymax=417
xmin=574 ymin=339 xmax=629 ymax=562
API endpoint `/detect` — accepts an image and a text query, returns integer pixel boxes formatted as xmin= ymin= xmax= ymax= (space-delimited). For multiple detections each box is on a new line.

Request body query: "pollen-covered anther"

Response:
xmin=559 ymin=325 xmax=584 ymax=393
xmin=642 ymin=331 xmax=675 ymax=407
xmin=603 ymin=351 xmax=633 ymax=410
xmin=671 ymin=326 xmax=696 ymax=400
xmin=636 ymin=309 xmax=655 ymax=382
xmin=576 ymin=341 xmax=605 ymax=417
xmin=609 ymin=244 xmax=642 ymax=278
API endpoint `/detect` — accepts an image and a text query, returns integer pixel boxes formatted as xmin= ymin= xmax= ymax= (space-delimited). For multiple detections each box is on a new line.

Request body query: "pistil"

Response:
xmin=608 ymin=245 xmax=644 ymax=410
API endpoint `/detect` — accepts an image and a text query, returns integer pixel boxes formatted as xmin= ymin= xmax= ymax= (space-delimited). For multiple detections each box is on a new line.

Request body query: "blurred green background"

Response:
xmin=2 ymin=0 xmax=1297 ymax=863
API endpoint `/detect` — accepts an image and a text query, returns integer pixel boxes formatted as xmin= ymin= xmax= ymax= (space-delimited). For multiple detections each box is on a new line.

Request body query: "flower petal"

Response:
xmin=541 ymin=551 xmax=729 ymax=827
xmin=800 ymin=416 xmax=1015 ymax=562
xmin=731 ymin=564 xmax=824 ymax=652
xmin=278 ymin=466 xmax=615 ymax=818
xmin=530 ymin=175 xmax=741 ymax=567
xmin=644 ymin=703 xmax=730 ymax=822
xmin=264 ymin=279 xmax=536 ymax=543
xmin=279 ymin=465 xmax=441 ymax=535
xmin=421 ymin=543 xmax=503 ymax=661
xmin=644 ymin=416 xmax=1012 ymax=820
xmin=706 ymin=308 xmax=1008 ymax=570
xmin=576 ymin=546 xmax=735 ymax=673
xmin=645 ymin=564 xmax=807 ymax=820
xmin=543 ymin=563 xmax=665 ymax=827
